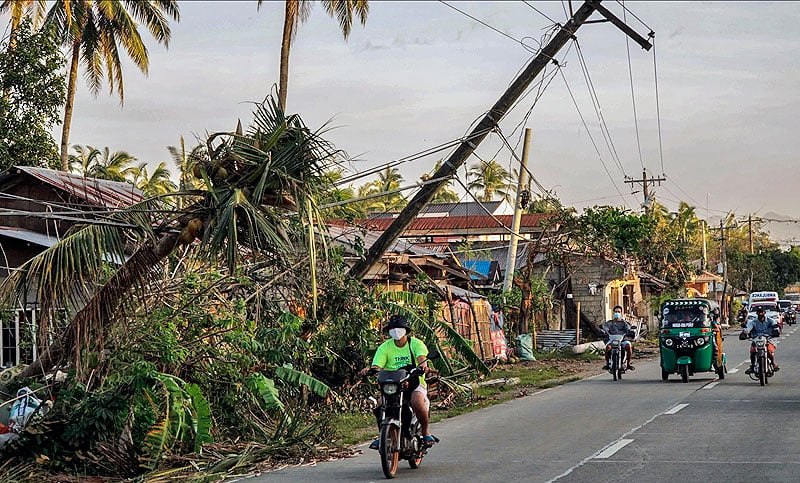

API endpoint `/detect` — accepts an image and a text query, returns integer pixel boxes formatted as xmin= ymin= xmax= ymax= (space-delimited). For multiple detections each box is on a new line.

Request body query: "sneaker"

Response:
xmin=423 ymin=435 xmax=439 ymax=447
xmin=369 ymin=439 xmax=379 ymax=450
xmin=745 ymin=367 xmax=753 ymax=375
xmin=627 ymin=364 xmax=636 ymax=371
xmin=602 ymin=364 xmax=610 ymax=371
xmin=773 ymin=365 xmax=780 ymax=372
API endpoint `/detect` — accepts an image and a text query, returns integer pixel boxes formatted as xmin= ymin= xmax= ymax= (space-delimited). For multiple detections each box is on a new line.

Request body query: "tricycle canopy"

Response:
xmin=660 ymin=298 xmax=719 ymax=329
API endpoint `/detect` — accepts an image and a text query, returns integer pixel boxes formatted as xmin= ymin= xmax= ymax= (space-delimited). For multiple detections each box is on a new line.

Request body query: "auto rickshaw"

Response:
xmin=659 ymin=298 xmax=726 ymax=383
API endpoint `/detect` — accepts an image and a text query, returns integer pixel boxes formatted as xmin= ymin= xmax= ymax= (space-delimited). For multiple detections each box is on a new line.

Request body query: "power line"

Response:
xmin=622 ymin=0 xmax=645 ymax=171
xmin=439 ymin=0 xmax=543 ymax=54
xmin=521 ymin=0 xmax=560 ymax=27
xmin=574 ymin=40 xmax=626 ymax=177
xmin=652 ymin=35 xmax=666 ymax=176
xmin=558 ymin=67 xmax=631 ymax=209
xmin=614 ymin=0 xmax=654 ymax=33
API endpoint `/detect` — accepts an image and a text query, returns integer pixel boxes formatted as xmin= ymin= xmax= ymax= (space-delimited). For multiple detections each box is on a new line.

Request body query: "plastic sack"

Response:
xmin=515 ymin=333 xmax=536 ymax=361
xmin=8 ymin=387 xmax=40 ymax=432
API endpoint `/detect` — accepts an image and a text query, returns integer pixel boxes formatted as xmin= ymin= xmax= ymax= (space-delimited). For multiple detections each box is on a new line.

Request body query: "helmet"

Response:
xmin=756 ymin=306 xmax=766 ymax=314
xmin=386 ymin=314 xmax=411 ymax=331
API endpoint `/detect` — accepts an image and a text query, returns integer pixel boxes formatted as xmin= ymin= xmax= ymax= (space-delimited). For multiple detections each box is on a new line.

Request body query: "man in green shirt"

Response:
xmin=360 ymin=314 xmax=437 ymax=449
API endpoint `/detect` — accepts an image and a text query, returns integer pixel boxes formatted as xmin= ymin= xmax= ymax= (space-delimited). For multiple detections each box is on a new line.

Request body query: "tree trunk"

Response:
xmin=60 ymin=41 xmax=81 ymax=171
xmin=19 ymin=229 xmax=184 ymax=380
xmin=278 ymin=2 xmax=295 ymax=111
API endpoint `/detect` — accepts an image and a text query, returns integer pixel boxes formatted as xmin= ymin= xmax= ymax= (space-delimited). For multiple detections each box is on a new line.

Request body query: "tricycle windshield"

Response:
xmin=661 ymin=306 xmax=709 ymax=328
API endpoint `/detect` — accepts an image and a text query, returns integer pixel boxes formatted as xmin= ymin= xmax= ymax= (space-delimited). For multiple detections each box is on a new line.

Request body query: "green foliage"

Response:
xmin=276 ymin=365 xmax=329 ymax=398
xmin=0 ymin=18 xmax=66 ymax=170
xmin=576 ymin=205 xmax=655 ymax=257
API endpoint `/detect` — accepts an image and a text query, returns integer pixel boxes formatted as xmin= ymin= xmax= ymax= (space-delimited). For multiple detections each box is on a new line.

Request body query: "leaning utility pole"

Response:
xmin=502 ymin=128 xmax=532 ymax=293
xmin=624 ymin=168 xmax=666 ymax=215
xmin=349 ymin=0 xmax=653 ymax=279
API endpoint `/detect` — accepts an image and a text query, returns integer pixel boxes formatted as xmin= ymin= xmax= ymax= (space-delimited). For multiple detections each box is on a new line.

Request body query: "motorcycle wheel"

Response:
xmin=679 ymin=364 xmax=689 ymax=383
xmin=380 ymin=424 xmax=400 ymax=479
xmin=408 ymin=422 xmax=423 ymax=469
xmin=611 ymin=353 xmax=618 ymax=381
xmin=758 ymin=355 xmax=766 ymax=386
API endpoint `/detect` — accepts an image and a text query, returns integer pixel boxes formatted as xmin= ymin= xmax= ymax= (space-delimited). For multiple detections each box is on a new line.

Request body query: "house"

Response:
xmin=0 ymin=166 xmax=145 ymax=367
xmin=531 ymin=253 xmax=666 ymax=335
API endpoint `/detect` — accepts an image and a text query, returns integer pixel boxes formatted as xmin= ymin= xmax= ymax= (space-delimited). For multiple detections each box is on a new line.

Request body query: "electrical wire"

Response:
xmin=521 ymin=0 xmax=560 ymax=27
xmin=614 ymin=0 xmax=654 ymax=33
xmin=557 ymin=67 xmax=631 ymax=209
xmin=652 ymin=36 xmax=666 ymax=176
xmin=574 ymin=41 xmax=626 ymax=177
xmin=439 ymin=0 xmax=543 ymax=54
xmin=623 ymin=0 xmax=645 ymax=171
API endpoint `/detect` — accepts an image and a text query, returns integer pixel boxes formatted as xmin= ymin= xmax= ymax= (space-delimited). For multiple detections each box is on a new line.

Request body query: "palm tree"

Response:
xmin=4 ymin=97 xmax=339 ymax=379
xmin=420 ymin=160 xmax=459 ymax=203
xmin=67 ymin=144 xmax=100 ymax=176
xmin=359 ymin=167 xmax=406 ymax=212
xmin=45 ymin=0 xmax=180 ymax=171
xmin=168 ymin=136 xmax=206 ymax=195
xmin=467 ymin=160 xmax=513 ymax=202
xmin=136 ymin=161 xmax=177 ymax=197
xmin=257 ymin=0 xmax=368 ymax=110
xmin=0 ymin=0 xmax=46 ymax=47
xmin=88 ymin=146 xmax=138 ymax=182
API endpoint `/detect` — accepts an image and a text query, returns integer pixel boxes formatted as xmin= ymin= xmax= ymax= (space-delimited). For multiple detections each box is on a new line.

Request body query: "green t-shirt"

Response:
xmin=372 ymin=337 xmax=429 ymax=387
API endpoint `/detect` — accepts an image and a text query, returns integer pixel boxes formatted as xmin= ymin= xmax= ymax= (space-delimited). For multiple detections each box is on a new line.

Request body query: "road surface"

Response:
xmin=248 ymin=325 xmax=800 ymax=482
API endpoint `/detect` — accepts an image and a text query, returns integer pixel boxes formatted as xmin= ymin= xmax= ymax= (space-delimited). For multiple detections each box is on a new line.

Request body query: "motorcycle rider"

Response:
xmin=737 ymin=304 xmax=749 ymax=326
xmin=600 ymin=305 xmax=635 ymax=371
xmin=358 ymin=314 xmax=438 ymax=450
xmin=742 ymin=306 xmax=780 ymax=373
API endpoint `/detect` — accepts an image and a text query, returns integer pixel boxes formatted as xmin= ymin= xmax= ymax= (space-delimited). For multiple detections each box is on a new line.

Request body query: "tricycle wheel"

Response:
xmin=679 ymin=364 xmax=689 ymax=383
xmin=661 ymin=369 xmax=669 ymax=381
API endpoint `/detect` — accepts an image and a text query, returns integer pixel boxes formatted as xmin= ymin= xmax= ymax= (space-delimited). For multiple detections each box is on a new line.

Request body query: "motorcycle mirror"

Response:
xmin=427 ymin=351 xmax=440 ymax=361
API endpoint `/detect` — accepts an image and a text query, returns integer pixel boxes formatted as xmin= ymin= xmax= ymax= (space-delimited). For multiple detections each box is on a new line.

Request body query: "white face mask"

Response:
xmin=389 ymin=328 xmax=406 ymax=340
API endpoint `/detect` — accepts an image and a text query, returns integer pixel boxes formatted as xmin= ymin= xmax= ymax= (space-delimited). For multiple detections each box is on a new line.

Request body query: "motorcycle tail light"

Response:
xmin=382 ymin=383 xmax=399 ymax=395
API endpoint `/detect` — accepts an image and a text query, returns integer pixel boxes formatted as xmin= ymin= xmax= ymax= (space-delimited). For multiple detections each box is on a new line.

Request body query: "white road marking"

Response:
xmin=728 ymin=368 xmax=739 ymax=374
xmin=664 ymin=403 xmax=689 ymax=414
xmin=594 ymin=439 xmax=634 ymax=459
xmin=705 ymin=382 xmax=719 ymax=389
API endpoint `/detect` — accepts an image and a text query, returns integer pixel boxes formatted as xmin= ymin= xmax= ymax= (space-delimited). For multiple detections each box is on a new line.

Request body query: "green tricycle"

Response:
xmin=659 ymin=298 xmax=726 ymax=383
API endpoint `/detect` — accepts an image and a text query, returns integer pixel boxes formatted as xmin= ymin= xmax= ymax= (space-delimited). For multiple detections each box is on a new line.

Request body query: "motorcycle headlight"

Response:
xmin=664 ymin=338 xmax=674 ymax=347
xmin=695 ymin=337 xmax=705 ymax=346
xmin=382 ymin=383 xmax=399 ymax=395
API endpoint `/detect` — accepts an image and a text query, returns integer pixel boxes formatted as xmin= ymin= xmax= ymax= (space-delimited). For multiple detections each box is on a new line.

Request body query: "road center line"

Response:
xmin=728 ymin=368 xmax=739 ymax=374
xmin=704 ymin=382 xmax=719 ymax=389
xmin=594 ymin=439 xmax=634 ymax=459
xmin=664 ymin=403 xmax=689 ymax=414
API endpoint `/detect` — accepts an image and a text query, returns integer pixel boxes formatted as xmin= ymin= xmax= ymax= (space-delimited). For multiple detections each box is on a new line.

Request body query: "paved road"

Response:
xmin=248 ymin=325 xmax=800 ymax=482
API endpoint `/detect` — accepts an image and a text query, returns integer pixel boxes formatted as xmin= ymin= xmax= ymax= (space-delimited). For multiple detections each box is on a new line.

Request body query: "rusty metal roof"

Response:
xmin=4 ymin=166 xmax=145 ymax=208
xmin=351 ymin=214 xmax=549 ymax=232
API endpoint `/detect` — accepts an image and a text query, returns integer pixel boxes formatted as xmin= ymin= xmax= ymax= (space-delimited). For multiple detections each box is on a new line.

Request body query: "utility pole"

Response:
xmin=349 ymin=0 xmax=653 ymax=279
xmin=748 ymin=214 xmax=754 ymax=254
xmin=623 ymin=168 xmax=666 ymax=215
xmin=502 ymin=128 xmax=531 ymax=293
xmin=701 ymin=219 xmax=707 ymax=270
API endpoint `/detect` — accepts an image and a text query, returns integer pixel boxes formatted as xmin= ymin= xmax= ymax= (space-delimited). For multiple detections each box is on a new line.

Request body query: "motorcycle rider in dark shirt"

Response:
xmin=600 ymin=305 xmax=635 ymax=371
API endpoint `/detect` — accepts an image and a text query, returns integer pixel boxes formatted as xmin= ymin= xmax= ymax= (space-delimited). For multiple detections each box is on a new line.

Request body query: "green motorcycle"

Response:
xmin=659 ymin=298 xmax=726 ymax=383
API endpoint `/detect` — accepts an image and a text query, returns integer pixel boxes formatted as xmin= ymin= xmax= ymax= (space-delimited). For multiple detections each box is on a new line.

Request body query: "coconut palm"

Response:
xmin=168 ymin=136 xmax=206 ymax=195
xmin=85 ymin=146 xmax=138 ymax=182
xmin=4 ymin=96 xmax=339 ymax=379
xmin=136 ymin=161 xmax=177 ymax=197
xmin=1 ymin=0 xmax=46 ymax=46
xmin=467 ymin=160 xmax=513 ymax=202
xmin=45 ymin=0 xmax=180 ymax=170
xmin=420 ymin=160 xmax=459 ymax=203
xmin=257 ymin=0 xmax=368 ymax=110
xmin=67 ymin=144 xmax=100 ymax=177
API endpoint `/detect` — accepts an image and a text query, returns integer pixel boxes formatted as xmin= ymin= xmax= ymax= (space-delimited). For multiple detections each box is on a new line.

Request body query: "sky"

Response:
xmin=5 ymin=1 xmax=800 ymax=243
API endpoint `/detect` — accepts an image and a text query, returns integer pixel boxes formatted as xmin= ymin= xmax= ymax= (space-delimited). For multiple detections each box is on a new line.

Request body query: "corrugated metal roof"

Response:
xmin=368 ymin=201 xmax=508 ymax=219
xmin=0 ymin=225 xmax=57 ymax=247
xmin=8 ymin=166 xmax=145 ymax=208
xmin=324 ymin=224 xmax=446 ymax=258
xmin=354 ymin=214 xmax=548 ymax=232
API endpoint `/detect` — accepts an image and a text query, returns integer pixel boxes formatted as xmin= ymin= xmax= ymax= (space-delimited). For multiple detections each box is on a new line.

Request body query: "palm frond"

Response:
xmin=275 ymin=365 xmax=329 ymax=398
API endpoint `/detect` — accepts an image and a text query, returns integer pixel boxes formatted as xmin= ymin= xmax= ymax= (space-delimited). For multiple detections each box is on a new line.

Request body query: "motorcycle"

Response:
xmin=370 ymin=351 xmax=439 ymax=479
xmin=737 ymin=309 xmax=748 ymax=326
xmin=785 ymin=309 xmax=796 ymax=326
xmin=740 ymin=332 xmax=778 ymax=386
xmin=605 ymin=333 xmax=631 ymax=381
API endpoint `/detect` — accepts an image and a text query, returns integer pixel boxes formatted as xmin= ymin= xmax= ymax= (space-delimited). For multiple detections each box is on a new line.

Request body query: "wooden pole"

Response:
xmin=502 ymin=128 xmax=532 ymax=293
xmin=576 ymin=302 xmax=581 ymax=345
